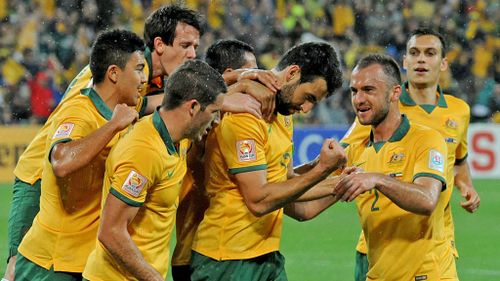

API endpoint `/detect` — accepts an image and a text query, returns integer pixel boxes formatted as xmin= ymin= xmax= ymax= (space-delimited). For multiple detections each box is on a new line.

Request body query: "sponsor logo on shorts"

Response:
xmin=415 ymin=275 xmax=427 ymax=281
xmin=122 ymin=170 xmax=147 ymax=197
xmin=237 ymin=139 xmax=256 ymax=162
xmin=52 ymin=123 xmax=75 ymax=139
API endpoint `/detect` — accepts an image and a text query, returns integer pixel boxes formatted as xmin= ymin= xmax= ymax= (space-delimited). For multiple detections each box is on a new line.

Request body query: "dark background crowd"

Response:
xmin=0 ymin=0 xmax=498 ymax=125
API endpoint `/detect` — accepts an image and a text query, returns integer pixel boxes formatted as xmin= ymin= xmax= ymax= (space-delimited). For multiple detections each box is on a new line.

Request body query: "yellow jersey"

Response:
xmin=83 ymin=111 xmax=189 ymax=280
xmin=346 ymin=115 xmax=453 ymax=280
xmin=343 ymin=83 xmax=469 ymax=259
xmin=18 ymin=88 xmax=120 ymax=272
xmin=192 ymin=113 xmax=293 ymax=260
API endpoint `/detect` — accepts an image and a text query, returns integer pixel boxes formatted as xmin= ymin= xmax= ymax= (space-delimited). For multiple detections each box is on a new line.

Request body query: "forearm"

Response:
xmin=293 ymin=156 xmax=319 ymax=175
xmin=51 ymin=121 xmax=120 ymax=177
xmin=375 ymin=176 xmax=439 ymax=215
xmin=295 ymin=176 xmax=340 ymax=201
xmin=454 ymin=161 xmax=473 ymax=191
xmin=247 ymin=165 xmax=332 ymax=216
xmin=285 ymin=195 xmax=338 ymax=221
xmin=100 ymin=229 xmax=163 ymax=281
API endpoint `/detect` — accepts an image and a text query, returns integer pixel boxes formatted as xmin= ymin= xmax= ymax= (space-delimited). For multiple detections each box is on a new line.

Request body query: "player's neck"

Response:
xmin=407 ymin=81 xmax=439 ymax=105
xmin=372 ymin=108 xmax=402 ymax=143
xmin=151 ymin=52 xmax=167 ymax=78
xmin=158 ymin=108 xmax=184 ymax=143
xmin=93 ymin=84 xmax=118 ymax=111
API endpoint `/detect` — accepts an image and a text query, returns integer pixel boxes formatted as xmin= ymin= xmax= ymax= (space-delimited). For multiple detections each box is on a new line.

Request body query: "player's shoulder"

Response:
xmin=443 ymin=94 xmax=470 ymax=113
xmin=221 ymin=112 xmax=267 ymax=128
xmin=408 ymin=121 xmax=443 ymax=143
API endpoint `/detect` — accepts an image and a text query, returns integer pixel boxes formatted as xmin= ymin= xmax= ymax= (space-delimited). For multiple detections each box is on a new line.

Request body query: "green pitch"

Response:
xmin=0 ymin=180 xmax=498 ymax=280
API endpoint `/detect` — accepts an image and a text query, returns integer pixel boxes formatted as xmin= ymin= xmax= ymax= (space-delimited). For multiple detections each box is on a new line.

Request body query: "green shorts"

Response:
xmin=355 ymin=250 xmax=368 ymax=281
xmin=190 ymin=251 xmax=287 ymax=281
xmin=7 ymin=178 xmax=41 ymax=259
xmin=15 ymin=253 xmax=82 ymax=281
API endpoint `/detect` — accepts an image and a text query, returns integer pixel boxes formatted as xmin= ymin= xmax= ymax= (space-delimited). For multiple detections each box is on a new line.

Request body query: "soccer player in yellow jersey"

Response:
xmin=82 ymin=60 xmax=226 ymax=281
xmin=14 ymin=29 xmax=145 ymax=281
xmin=335 ymin=54 xmax=454 ymax=280
xmin=190 ymin=42 xmax=347 ymax=281
xmin=343 ymin=28 xmax=480 ymax=281
xmin=172 ymin=39 xmax=277 ymax=281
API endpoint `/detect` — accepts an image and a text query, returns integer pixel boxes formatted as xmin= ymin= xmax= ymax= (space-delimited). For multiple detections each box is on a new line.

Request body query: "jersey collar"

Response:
xmin=152 ymin=109 xmax=177 ymax=155
xmin=80 ymin=87 xmax=113 ymax=120
xmin=400 ymin=81 xmax=447 ymax=113
xmin=368 ymin=114 xmax=410 ymax=152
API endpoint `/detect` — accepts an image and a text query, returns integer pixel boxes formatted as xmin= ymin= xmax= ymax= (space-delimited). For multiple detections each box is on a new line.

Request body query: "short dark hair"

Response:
xmin=205 ymin=39 xmax=255 ymax=74
xmin=144 ymin=4 xmax=204 ymax=50
xmin=354 ymin=54 xmax=402 ymax=87
xmin=408 ymin=27 xmax=447 ymax=57
xmin=162 ymin=60 xmax=227 ymax=110
xmin=90 ymin=29 xmax=145 ymax=84
xmin=275 ymin=42 xmax=343 ymax=97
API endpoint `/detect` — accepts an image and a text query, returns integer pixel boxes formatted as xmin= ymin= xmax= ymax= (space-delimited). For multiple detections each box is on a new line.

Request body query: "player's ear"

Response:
xmin=223 ymin=68 xmax=234 ymax=74
xmin=285 ymin=65 xmax=301 ymax=83
xmin=440 ymin=57 xmax=448 ymax=72
xmin=402 ymin=55 xmax=408 ymax=71
xmin=391 ymin=84 xmax=402 ymax=102
xmin=153 ymin=37 xmax=164 ymax=55
xmin=107 ymin=65 xmax=119 ymax=83
xmin=187 ymin=99 xmax=200 ymax=116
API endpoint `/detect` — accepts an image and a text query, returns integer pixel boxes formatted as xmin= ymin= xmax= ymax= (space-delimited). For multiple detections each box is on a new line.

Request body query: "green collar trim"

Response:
xmin=368 ymin=115 xmax=410 ymax=152
xmin=400 ymin=81 xmax=448 ymax=113
xmin=144 ymin=47 xmax=154 ymax=82
xmin=152 ymin=110 xmax=177 ymax=155
xmin=80 ymin=88 xmax=113 ymax=120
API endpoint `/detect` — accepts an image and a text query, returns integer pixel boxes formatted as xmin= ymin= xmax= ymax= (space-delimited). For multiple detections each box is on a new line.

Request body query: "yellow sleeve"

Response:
xmin=109 ymin=144 xmax=161 ymax=206
xmin=340 ymin=117 xmax=370 ymax=148
xmin=412 ymin=130 xmax=448 ymax=189
xmin=48 ymin=106 xmax=96 ymax=154
xmin=217 ymin=113 xmax=268 ymax=174
xmin=455 ymin=112 xmax=470 ymax=164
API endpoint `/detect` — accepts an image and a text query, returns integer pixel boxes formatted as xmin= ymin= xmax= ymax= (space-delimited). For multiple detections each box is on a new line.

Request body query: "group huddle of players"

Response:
xmin=4 ymin=4 xmax=480 ymax=281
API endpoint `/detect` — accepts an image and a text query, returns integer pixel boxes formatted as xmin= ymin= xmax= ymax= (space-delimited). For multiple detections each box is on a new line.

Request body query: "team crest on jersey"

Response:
xmin=445 ymin=118 xmax=458 ymax=129
xmin=52 ymin=123 xmax=75 ymax=139
xmin=237 ymin=139 xmax=256 ymax=162
xmin=122 ymin=170 xmax=147 ymax=197
xmin=428 ymin=149 xmax=444 ymax=172
xmin=388 ymin=152 xmax=405 ymax=164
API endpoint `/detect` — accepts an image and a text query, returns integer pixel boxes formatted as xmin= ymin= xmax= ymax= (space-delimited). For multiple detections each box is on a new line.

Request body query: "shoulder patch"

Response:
xmin=428 ymin=149 xmax=444 ymax=172
xmin=122 ymin=170 xmax=147 ymax=197
xmin=52 ymin=123 xmax=75 ymax=139
xmin=236 ymin=139 xmax=256 ymax=162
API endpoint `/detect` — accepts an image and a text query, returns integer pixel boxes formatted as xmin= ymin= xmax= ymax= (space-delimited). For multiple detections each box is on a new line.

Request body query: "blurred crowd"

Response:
xmin=0 ymin=0 xmax=498 ymax=125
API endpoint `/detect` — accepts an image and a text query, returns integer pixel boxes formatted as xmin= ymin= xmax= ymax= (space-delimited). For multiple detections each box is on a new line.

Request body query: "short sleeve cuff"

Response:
xmin=229 ymin=164 xmax=267 ymax=175
xmin=110 ymin=187 xmax=144 ymax=207
xmin=455 ymin=153 xmax=468 ymax=165
xmin=413 ymin=173 xmax=447 ymax=191
xmin=48 ymin=138 xmax=72 ymax=162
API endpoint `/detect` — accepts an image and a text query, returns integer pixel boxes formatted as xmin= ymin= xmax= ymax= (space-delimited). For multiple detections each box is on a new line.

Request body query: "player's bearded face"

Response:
xmin=275 ymin=80 xmax=300 ymax=115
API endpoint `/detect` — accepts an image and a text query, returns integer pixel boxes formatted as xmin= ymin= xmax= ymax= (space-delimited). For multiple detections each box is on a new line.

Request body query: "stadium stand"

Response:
xmin=0 ymin=0 xmax=497 ymax=125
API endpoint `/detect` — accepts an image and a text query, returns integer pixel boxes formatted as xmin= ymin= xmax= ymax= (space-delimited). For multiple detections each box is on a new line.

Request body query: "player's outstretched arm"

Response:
xmin=235 ymin=139 xmax=346 ymax=217
xmin=98 ymin=195 xmax=164 ymax=281
xmin=454 ymin=161 xmax=480 ymax=213
xmin=50 ymin=104 xmax=138 ymax=178
xmin=334 ymin=173 xmax=442 ymax=216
